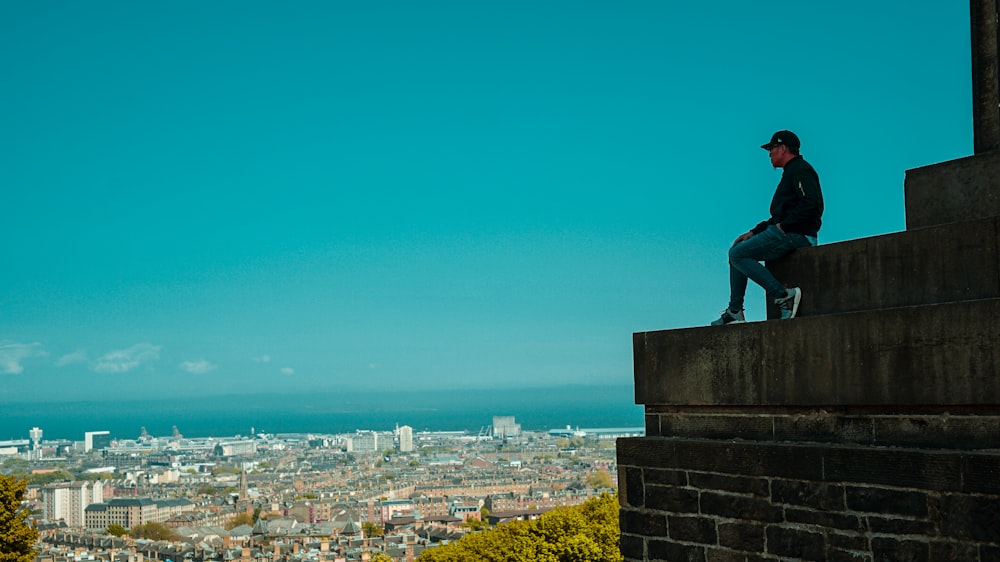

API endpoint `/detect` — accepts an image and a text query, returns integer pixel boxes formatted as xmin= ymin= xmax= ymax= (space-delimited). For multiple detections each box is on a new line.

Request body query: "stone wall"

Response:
xmin=619 ymin=150 xmax=1000 ymax=561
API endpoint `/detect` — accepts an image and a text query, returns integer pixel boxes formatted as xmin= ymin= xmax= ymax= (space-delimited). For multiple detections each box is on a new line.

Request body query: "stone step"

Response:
xmin=904 ymin=149 xmax=1000 ymax=229
xmin=764 ymin=215 xmax=999 ymax=319
xmin=632 ymin=297 xmax=1000 ymax=407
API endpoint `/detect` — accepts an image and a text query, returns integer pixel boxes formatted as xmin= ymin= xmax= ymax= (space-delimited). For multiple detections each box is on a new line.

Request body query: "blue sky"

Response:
xmin=1 ymin=2 xmax=973 ymax=402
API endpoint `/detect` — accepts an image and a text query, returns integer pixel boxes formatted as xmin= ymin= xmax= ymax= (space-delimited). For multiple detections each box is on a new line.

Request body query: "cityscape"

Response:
xmin=3 ymin=415 xmax=642 ymax=561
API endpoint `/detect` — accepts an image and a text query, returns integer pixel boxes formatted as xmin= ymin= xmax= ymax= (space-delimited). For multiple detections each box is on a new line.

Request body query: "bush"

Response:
xmin=417 ymin=493 xmax=621 ymax=562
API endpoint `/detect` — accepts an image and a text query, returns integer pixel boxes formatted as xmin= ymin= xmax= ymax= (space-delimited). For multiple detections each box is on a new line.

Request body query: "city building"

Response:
xmin=84 ymin=431 xmax=111 ymax=452
xmin=448 ymin=501 xmax=481 ymax=522
xmin=213 ymin=440 xmax=257 ymax=457
xmin=350 ymin=430 xmax=378 ymax=453
xmin=492 ymin=416 xmax=520 ymax=438
xmin=397 ymin=425 xmax=414 ymax=452
xmin=42 ymin=481 xmax=104 ymax=528
xmin=84 ymin=497 xmax=193 ymax=530
xmin=30 ymin=427 xmax=43 ymax=459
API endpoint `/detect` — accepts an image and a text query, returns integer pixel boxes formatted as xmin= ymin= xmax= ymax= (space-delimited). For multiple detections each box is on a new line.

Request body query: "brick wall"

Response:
xmin=618 ymin=422 xmax=1000 ymax=562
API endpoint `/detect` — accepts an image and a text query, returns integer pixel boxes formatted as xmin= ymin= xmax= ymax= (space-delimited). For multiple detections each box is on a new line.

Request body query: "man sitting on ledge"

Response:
xmin=712 ymin=130 xmax=824 ymax=325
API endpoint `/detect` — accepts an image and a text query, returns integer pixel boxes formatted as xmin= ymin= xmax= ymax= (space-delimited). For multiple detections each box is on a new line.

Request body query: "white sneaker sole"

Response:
xmin=787 ymin=288 xmax=801 ymax=319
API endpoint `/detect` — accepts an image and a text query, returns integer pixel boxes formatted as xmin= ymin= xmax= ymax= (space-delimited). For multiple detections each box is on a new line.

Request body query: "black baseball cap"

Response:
xmin=761 ymin=130 xmax=800 ymax=150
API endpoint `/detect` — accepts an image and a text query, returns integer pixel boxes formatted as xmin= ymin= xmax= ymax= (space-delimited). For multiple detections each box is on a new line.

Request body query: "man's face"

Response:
xmin=768 ymin=144 xmax=788 ymax=168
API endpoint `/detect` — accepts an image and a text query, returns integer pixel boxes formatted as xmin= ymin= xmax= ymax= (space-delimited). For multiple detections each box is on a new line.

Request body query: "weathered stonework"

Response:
xmin=621 ymin=148 xmax=1000 ymax=560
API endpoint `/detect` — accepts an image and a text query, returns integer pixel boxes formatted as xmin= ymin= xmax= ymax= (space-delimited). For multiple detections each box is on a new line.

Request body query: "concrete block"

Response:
xmin=618 ymin=534 xmax=644 ymax=561
xmin=845 ymin=487 xmax=928 ymax=517
xmin=905 ymin=150 xmax=1000 ymax=229
xmin=764 ymin=216 xmax=1000 ymax=318
xmin=772 ymin=480 xmax=846 ymax=511
xmin=870 ymin=538 xmax=929 ymax=562
xmin=766 ymin=526 xmax=826 ymax=561
xmin=717 ymin=522 xmax=766 ymax=552
xmin=648 ymin=540 xmax=704 ymax=562
xmin=634 ymin=298 xmax=1000 ymax=406
xmin=667 ymin=516 xmax=717 ymax=544
xmin=618 ymin=437 xmax=825 ymax=481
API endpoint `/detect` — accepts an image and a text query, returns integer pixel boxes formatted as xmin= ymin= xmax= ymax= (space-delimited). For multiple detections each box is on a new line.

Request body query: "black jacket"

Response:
xmin=751 ymin=155 xmax=823 ymax=237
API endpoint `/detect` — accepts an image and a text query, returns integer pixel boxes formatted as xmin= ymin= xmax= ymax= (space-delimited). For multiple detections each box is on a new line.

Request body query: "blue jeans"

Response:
xmin=728 ymin=225 xmax=815 ymax=312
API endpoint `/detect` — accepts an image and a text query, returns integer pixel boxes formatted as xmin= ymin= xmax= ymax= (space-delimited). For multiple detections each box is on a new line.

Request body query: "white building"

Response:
xmin=492 ymin=416 xmax=521 ymax=438
xmin=398 ymin=425 xmax=414 ymax=452
xmin=213 ymin=440 xmax=257 ymax=457
xmin=351 ymin=430 xmax=378 ymax=453
xmin=43 ymin=481 xmax=104 ymax=528
xmin=84 ymin=431 xmax=111 ymax=452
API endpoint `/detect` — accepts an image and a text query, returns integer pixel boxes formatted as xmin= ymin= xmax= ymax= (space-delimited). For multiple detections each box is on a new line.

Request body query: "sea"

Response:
xmin=0 ymin=385 xmax=643 ymax=442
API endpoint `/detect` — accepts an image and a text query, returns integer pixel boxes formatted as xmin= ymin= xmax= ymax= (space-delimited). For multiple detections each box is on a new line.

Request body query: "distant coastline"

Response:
xmin=0 ymin=384 xmax=642 ymax=441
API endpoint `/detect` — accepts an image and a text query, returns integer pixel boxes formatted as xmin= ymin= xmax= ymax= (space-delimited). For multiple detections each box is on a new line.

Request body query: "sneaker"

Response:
xmin=711 ymin=308 xmax=745 ymax=326
xmin=775 ymin=287 xmax=802 ymax=319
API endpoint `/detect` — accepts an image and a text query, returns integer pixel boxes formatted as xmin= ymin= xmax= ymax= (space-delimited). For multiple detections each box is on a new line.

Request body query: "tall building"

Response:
xmin=42 ymin=481 xmax=104 ymax=528
xmin=492 ymin=416 xmax=521 ymax=438
xmin=29 ymin=427 xmax=43 ymax=448
xmin=351 ymin=430 xmax=378 ymax=453
xmin=84 ymin=431 xmax=111 ymax=452
xmin=398 ymin=425 xmax=414 ymax=452
xmin=29 ymin=427 xmax=43 ymax=459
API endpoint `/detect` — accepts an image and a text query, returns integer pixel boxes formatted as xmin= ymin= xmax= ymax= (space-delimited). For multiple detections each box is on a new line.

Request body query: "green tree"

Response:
xmin=417 ymin=493 xmax=621 ymax=562
xmin=196 ymin=483 xmax=218 ymax=496
xmin=130 ymin=522 xmax=177 ymax=541
xmin=105 ymin=524 xmax=128 ymax=537
xmin=361 ymin=521 xmax=383 ymax=537
xmin=0 ymin=458 xmax=30 ymax=473
xmin=227 ymin=513 xmax=254 ymax=529
xmin=0 ymin=474 xmax=39 ymax=562
xmin=369 ymin=553 xmax=393 ymax=562
xmin=586 ymin=470 xmax=615 ymax=489
xmin=462 ymin=517 xmax=488 ymax=531
xmin=25 ymin=470 xmax=73 ymax=486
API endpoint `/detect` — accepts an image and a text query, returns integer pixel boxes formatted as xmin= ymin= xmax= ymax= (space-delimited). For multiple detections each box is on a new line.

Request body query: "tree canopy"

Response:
xmin=586 ymin=470 xmax=615 ymax=490
xmin=227 ymin=513 xmax=254 ymax=529
xmin=417 ymin=493 xmax=621 ymax=562
xmin=0 ymin=474 xmax=39 ymax=562
xmin=130 ymin=522 xmax=177 ymax=541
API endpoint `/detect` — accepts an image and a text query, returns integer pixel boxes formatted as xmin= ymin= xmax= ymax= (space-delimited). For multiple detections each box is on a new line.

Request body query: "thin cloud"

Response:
xmin=0 ymin=341 xmax=44 ymax=375
xmin=93 ymin=343 xmax=161 ymax=374
xmin=253 ymin=355 xmax=271 ymax=363
xmin=56 ymin=350 xmax=88 ymax=367
xmin=179 ymin=360 xmax=216 ymax=374
xmin=280 ymin=367 xmax=295 ymax=376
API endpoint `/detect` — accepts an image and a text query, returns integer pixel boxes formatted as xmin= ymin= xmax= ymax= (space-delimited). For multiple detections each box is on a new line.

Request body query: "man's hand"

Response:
xmin=733 ymin=231 xmax=754 ymax=245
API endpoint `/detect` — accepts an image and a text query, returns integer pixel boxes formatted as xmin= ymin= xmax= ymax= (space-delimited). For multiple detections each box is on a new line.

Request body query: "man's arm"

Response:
xmin=777 ymin=169 xmax=822 ymax=234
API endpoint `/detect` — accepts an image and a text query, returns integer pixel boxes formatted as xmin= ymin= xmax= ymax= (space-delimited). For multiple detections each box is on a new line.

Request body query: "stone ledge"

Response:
xmin=617 ymin=436 xmax=1000 ymax=494
xmin=764 ymin=216 xmax=999 ymax=319
xmin=643 ymin=407 xmax=1000 ymax=449
xmin=633 ymin=298 xmax=1000 ymax=406
xmin=904 ymin=150 xmax=1000 ymax=229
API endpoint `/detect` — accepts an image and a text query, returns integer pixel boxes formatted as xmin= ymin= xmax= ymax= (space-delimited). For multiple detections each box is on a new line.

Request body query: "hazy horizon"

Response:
xmin=0 ymin=384 xmax=643 ymax=441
